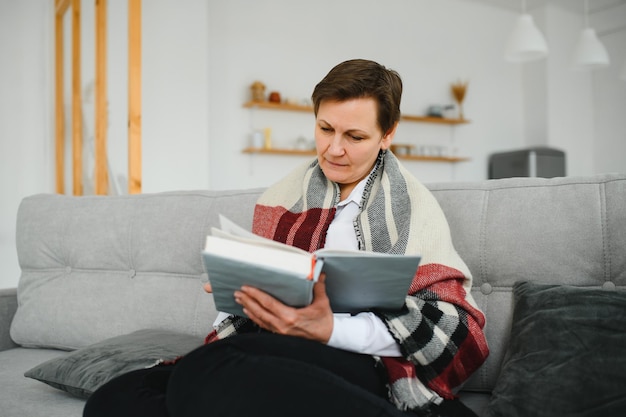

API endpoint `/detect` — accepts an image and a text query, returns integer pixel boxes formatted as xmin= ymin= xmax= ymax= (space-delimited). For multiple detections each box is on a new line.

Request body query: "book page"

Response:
xmin=204 ymin=235 xmax=312 ymax=278
xmin=218 ymin=214 xmax=262 ymax=240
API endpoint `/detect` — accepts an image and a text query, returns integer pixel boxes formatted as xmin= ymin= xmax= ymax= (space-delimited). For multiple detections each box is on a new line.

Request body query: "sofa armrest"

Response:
xmin=0 ymin=288 xmax=18 ymax=351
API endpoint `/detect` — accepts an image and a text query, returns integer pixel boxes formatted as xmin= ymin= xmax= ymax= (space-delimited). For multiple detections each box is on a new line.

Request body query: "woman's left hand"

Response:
xmin=233 ymin=273 xmax=334 ymax=343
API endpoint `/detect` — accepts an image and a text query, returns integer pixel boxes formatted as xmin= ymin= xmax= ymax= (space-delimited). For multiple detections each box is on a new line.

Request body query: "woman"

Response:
xmin=84 ymin=59 xmax=488 ymax=417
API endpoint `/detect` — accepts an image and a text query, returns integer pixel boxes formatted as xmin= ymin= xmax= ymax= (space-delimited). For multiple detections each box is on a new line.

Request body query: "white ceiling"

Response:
xmin=465 ymin=0 xmax=626 ymax=14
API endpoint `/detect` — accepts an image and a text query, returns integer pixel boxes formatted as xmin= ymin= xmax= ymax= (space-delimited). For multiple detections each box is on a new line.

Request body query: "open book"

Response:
xmin=201 ymin=215 xmax=421 ymax=316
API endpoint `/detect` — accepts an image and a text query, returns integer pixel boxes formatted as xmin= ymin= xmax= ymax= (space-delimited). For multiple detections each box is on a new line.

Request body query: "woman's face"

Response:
xmin=315 ymin=98 xmax=396 ymax=198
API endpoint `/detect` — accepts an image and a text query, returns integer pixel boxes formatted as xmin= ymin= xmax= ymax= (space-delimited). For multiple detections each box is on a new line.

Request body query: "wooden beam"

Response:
xmin=128 ymin=0 xmax=142 ymax=194
xmin=71 ymin=0 xmax=82 ymax=195
xmin=94 ymin=0 xmax=108 ymax=195
xmin=55 ymin=0 xmax=70 ymax=15
xmin=54 ymin=8 xmax=66 ymax=194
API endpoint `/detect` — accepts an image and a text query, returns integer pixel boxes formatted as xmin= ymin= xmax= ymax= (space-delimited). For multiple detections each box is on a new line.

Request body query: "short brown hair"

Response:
xmin=311 ymin=59 xmax=402 ymax=135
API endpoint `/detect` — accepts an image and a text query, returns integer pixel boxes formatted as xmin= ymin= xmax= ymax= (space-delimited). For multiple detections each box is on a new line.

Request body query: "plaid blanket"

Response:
xmin=207 ymin=151 xmax=488 ymax=411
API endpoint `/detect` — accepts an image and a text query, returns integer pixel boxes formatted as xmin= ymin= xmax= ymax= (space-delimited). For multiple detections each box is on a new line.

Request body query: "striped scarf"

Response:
xmin=208 ymin=151 xmax=488 ymax=412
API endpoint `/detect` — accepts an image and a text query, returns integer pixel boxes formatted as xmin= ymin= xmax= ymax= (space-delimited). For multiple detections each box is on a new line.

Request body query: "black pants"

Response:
xmin=83 ymin=333 xmax=411 ymax=417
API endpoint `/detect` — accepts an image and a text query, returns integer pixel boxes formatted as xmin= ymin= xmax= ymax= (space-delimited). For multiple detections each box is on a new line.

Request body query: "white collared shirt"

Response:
xmin=323 ymin=176 xmax=402 ymax=357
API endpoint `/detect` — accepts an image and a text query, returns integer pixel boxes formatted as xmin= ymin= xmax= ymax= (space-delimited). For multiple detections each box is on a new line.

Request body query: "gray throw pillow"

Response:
xmin=25 ymin=329 xmax=203 ymax=398
xmin=486 ymin=281 xmax=626 ymax=417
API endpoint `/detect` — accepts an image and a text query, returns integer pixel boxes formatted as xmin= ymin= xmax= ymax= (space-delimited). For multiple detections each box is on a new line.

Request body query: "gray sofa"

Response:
xmin=1 ymin=174 xmax=625 ymax=417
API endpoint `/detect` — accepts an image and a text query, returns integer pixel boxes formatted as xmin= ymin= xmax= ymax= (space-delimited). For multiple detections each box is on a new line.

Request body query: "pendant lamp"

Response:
xmin=504 ymin=0 xmax=548 ymax=63
xmin=571 ymin=0 xmax=610 ymax=70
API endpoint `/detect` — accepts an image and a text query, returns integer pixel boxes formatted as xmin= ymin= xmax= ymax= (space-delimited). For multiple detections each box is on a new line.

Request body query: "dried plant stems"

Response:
xmin=451 ymin=80 xmax=468 ymax=120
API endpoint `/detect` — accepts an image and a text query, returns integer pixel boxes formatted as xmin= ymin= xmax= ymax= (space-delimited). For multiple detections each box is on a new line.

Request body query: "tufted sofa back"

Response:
xmin=428 ymin=174 xmax=626 ymax=392
xmin=11 ymin=189 xmax=263 ymax=349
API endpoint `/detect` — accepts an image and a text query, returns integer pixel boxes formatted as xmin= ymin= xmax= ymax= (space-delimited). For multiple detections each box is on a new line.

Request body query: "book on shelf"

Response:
xmin=201 ymin=215 xmax=421 ymax=316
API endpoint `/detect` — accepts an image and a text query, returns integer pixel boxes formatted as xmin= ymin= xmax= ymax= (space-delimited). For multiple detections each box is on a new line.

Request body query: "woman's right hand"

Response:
xmin=203 ymin=282 xmax=213 ymax=293
xmin=234 ymin=273 xmax=334 ymax=343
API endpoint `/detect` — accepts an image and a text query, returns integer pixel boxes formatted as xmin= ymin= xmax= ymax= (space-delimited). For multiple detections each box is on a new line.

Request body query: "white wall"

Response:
xmin=0 ymin=0 xmax=624 ymax=289
xmin=544 ymin=4 xmax=596 ymax=176
xmin=0 ymin=0 xmax=53 ymax=290
xmin=142 ymin=0 xmax=210 ymax=193
xmin=592 ymin=2 xmax=626 ymax=175
xmin=207 ymin=0 xmax=525 ymax=189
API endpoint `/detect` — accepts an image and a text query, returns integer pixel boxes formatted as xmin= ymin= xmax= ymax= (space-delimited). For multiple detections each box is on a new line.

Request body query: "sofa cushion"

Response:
xmin=486 ymin=281 xmax=626 ymax=417
xmin=24 ymin=329 xmax=202 ymax=398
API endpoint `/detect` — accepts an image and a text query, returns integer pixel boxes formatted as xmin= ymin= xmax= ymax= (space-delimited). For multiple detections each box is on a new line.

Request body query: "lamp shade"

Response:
xmin=572 ymin=28 xmax=610 ymax=70
xmin=505 ymin=14 xmax=549 ymax=63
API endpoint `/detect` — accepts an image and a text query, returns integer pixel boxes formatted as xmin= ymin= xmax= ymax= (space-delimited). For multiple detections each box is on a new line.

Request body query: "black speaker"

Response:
xmin=488 ymin=147 xmax=566 ymax=179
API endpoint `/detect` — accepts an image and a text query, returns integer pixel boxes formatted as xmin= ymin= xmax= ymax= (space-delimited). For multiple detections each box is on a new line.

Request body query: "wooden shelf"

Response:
xmin=397 ymin=154 xmax=469 ymax=163
xmin=243 ymin=100 xmax=313 ymax=113
xmin=400 ymin=114 xmax=469 ymax=125
xmin=242 ymin=147 xmax=316 ymax=156
xmin=242 ymin=147 xmax=469 ymax=163
xmin=243 ymin=101 xmax=469 ymax=125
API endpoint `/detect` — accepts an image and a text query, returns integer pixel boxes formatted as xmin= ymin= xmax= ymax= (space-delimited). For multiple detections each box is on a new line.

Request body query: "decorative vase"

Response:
xmin=250 ymin=81 xmax=266 ymax=102
xmin=268 ymin=91 xmax=281 ymax=103
xmin=450 ymin=80 xmax=468 ymax=120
